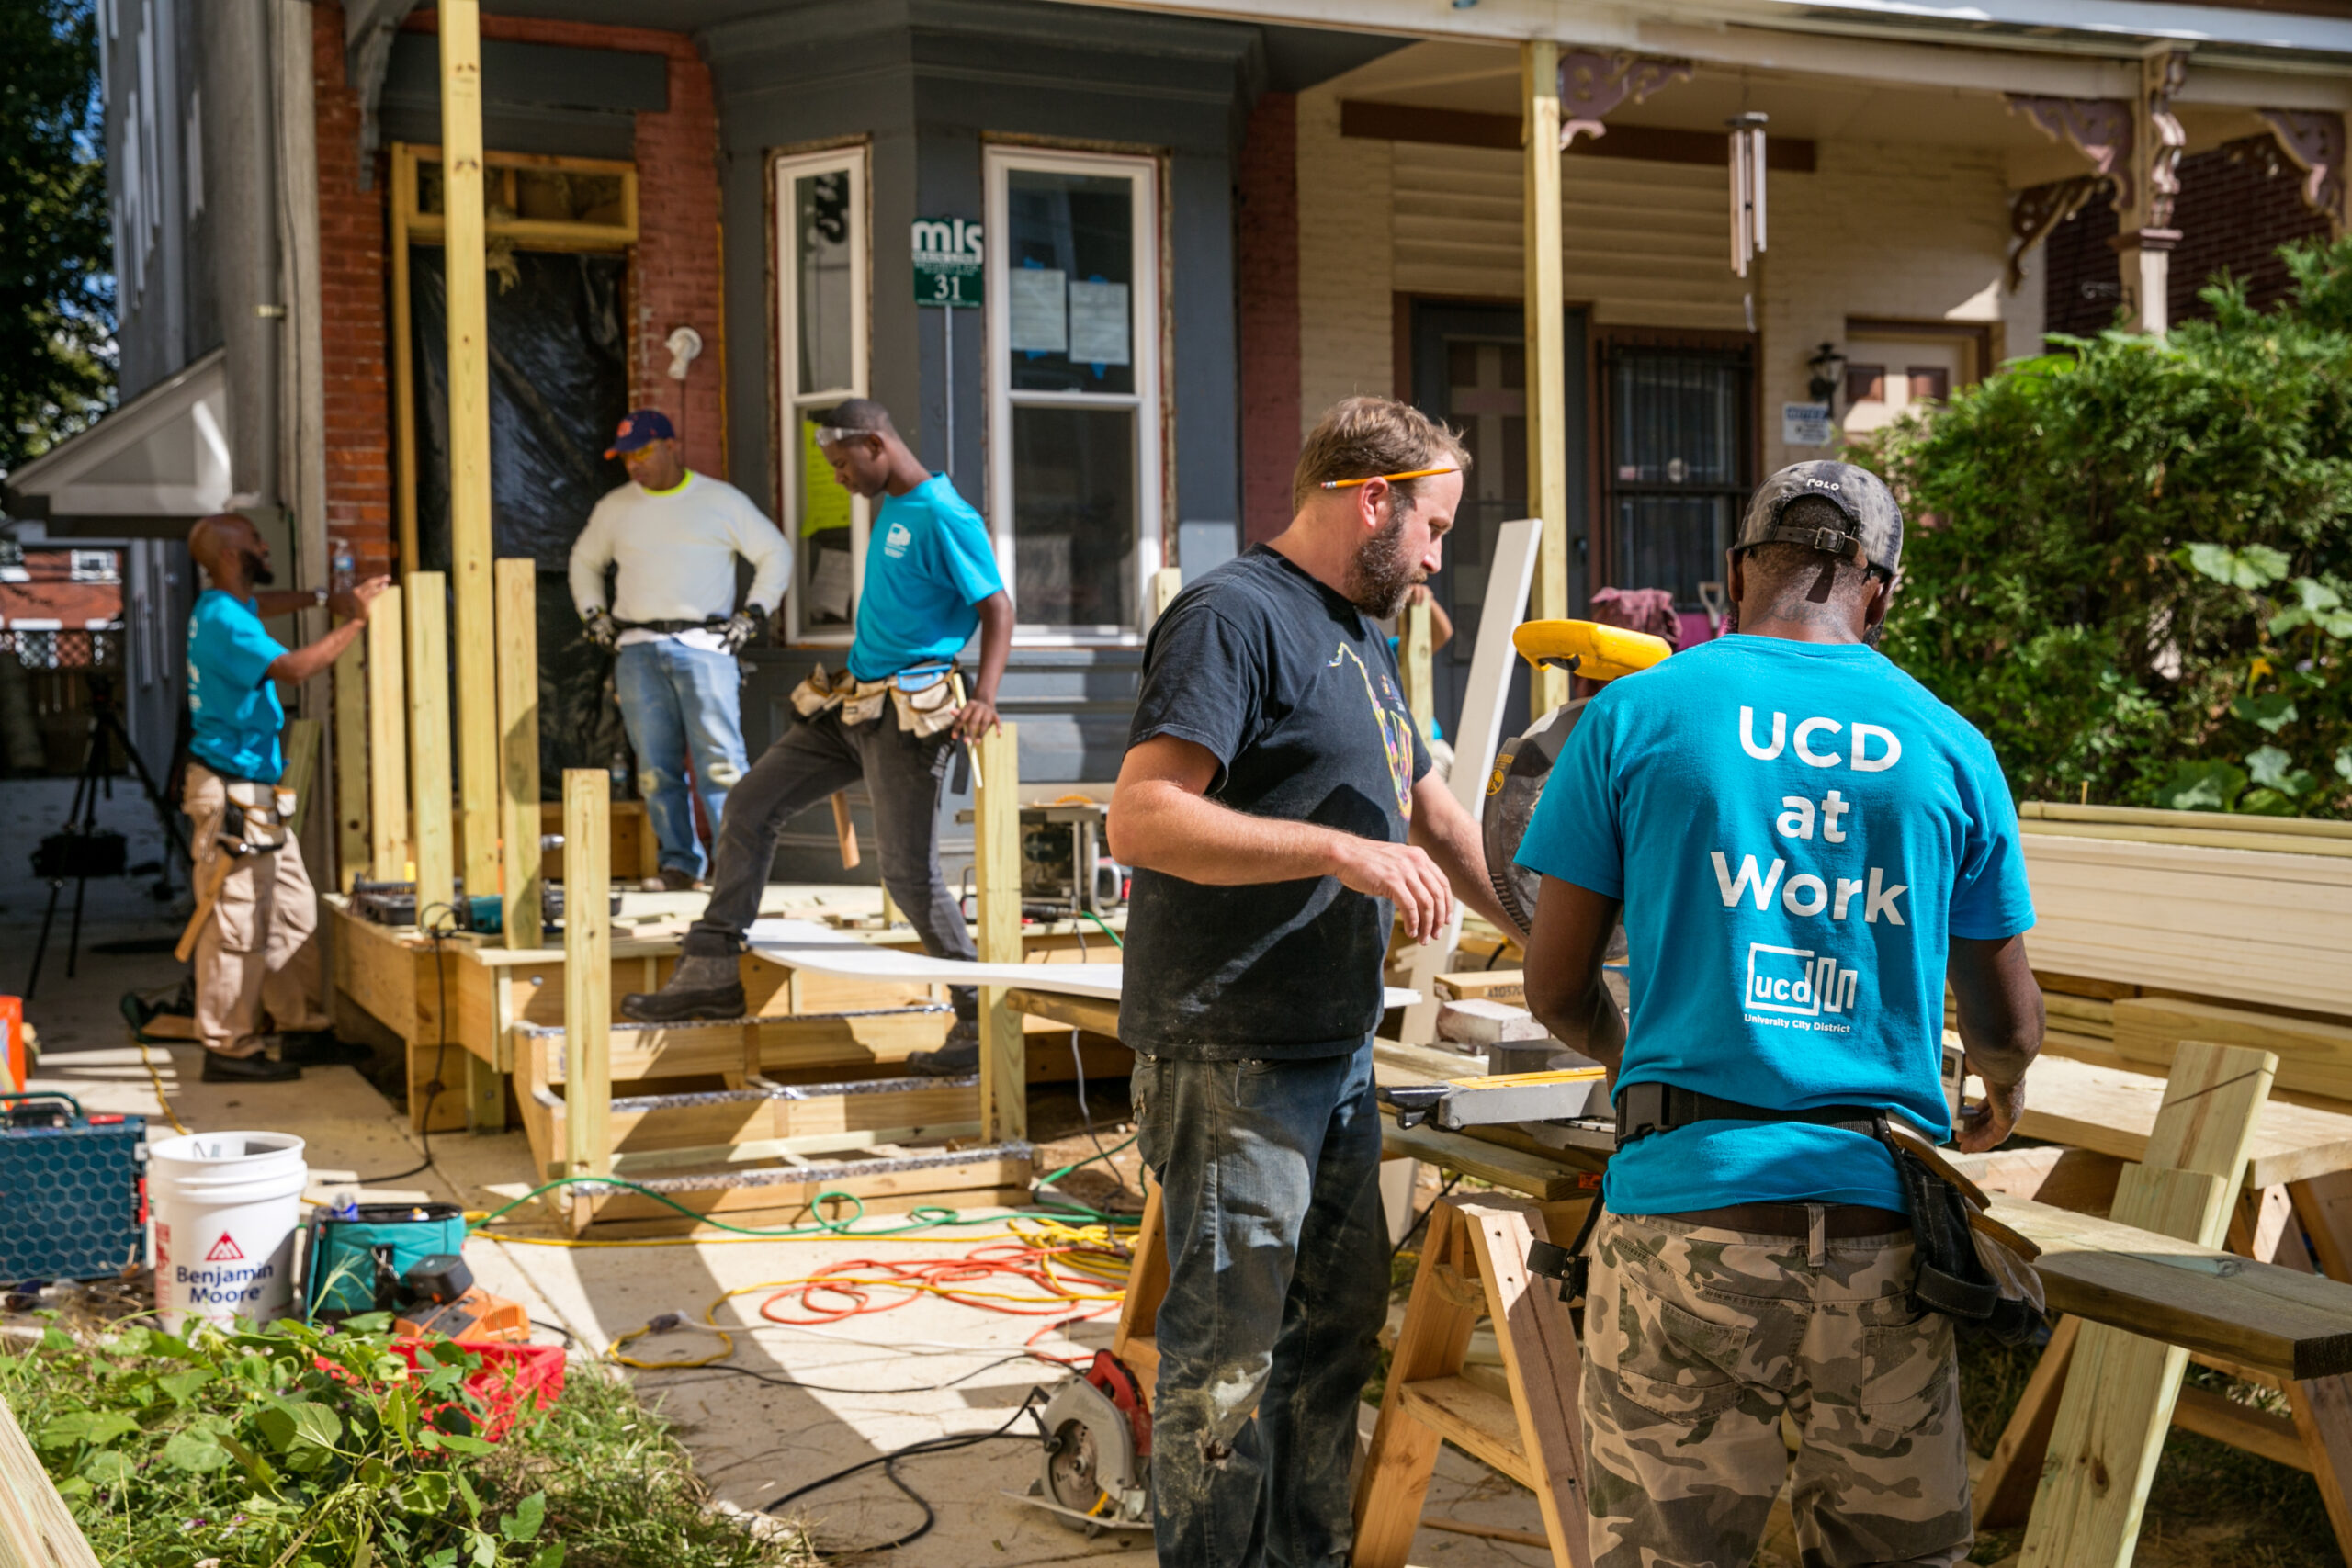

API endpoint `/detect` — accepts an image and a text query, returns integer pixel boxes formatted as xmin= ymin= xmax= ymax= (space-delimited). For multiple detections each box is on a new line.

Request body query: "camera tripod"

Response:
xmin=25 ymin=673 xmax=188 ymax=1001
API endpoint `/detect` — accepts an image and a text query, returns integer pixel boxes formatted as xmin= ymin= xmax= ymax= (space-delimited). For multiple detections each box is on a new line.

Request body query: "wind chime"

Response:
xmin=1728 ymin=111 xmax=1769 ymax=276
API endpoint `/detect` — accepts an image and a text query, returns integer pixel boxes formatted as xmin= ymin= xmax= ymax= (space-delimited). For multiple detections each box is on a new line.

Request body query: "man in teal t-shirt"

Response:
xmin=1519 ymin=462 xmax=2045 ymax=1568
xmin=623 ymin=400 xmax=1012 ymax=1076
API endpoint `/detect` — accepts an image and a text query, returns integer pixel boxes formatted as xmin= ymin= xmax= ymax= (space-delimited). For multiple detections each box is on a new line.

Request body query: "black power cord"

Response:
xmin=639 ymin=1348 xmax=1070 ymax=1397
xmin=356 ymin=906 xmax=461 ymax=1184
xmin=760 ymin=1388 xmax=1049 ymax=1552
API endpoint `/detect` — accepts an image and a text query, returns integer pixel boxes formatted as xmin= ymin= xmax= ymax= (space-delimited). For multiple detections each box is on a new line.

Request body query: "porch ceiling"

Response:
xmin=1325 ymin=39 xmax=2282 ymax=186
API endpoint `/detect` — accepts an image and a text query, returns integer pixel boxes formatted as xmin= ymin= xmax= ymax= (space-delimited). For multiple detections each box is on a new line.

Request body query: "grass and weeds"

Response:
xmin=1 ymin=1314 xmax=814 ymax=1568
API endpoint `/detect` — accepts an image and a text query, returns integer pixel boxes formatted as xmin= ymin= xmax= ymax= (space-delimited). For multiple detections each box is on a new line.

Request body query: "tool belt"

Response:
xmin=1529 ymin=1081 xmax=2045 ymax=1346
xmin=788 ymin=661 xmax=961 ymax=738
xmin=616 ymin=616 xmax=728 ymax=635
xmin=205 ymin=772 xmax=296 ymax=859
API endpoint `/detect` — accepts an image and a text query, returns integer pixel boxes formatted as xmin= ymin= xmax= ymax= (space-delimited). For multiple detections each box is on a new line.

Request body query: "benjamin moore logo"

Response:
xmin=1744 ymin=942 xmax=1859 ymax=1018
xmin=205 ymin=1232 xmax=245 ymax=1262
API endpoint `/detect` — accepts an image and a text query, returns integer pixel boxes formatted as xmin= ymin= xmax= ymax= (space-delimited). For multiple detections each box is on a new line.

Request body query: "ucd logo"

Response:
xmin=883 ymin=521 xmax=913 ymax=559
xmin=1744 ymin=942 xmax=1859 ymax=1017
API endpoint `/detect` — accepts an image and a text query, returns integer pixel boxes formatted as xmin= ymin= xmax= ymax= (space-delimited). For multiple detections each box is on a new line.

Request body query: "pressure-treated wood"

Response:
xmin=2287 ymin=1373 xmax=2352 ymax=1553
xmin=404 ymin=571 xmax=455 ymax=920
xmin=562 ymin=770 xmax=611 ymax=1180
xmin=280 ymin=717 xmax=323 ymax=839
xmin=1975 ymin=1315 xmax=2083 ymax=1528
xmin=1461 ymin=1200 xmax=1590 ymax=1565
xmin=1520 ymin=39 xmax=1569 ymax=717
xmin=1402 ymin=600 xmax=1434 ymax=739
xmin=440 ymin=0 xmax=503 ymax=913
xmin=0 ymin=1386 xmax=102 ymax=1568
xmin=1999 ymin=1048 xmax=2352 ymax=1191
xmin=973 ymin=722 xmax=1023 ymax=1142
xmin=364 ymin=583 xmax=410 ymax=881
xmin=2022 ymin=1041 xmax=2279 ymax=1568
xmin=495 ymin=559 xmax=543 ymax=950
xmin=333 ymin=638 xmax=369 ymax=886
xmin=1002 ymin=987 xmax=1120 ymax=1038
xmin=2113 ymin=998 xmax=2352 ymax=1105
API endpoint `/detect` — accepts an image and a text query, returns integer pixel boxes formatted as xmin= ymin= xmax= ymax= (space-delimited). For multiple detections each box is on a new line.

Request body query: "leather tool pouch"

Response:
xmin=890 ymin=669 xmax=959 ymax=738
xmin=790 ymin=664 xmax=849 ymax=718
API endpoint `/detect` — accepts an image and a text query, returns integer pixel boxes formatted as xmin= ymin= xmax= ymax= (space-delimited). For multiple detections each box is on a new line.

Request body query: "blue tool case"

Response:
xmin=0 ymin=1093 xmax=148 ymax=1283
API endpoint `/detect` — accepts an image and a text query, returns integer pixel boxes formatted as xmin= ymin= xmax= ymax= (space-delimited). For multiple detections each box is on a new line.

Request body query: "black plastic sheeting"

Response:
xmin=410 ymin=247 xmax=631 ymax=795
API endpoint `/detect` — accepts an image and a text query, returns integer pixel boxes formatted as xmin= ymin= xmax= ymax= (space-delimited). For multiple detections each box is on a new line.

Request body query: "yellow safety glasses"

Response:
xmin=1318 ymin=467 xmax=1458 ymax=491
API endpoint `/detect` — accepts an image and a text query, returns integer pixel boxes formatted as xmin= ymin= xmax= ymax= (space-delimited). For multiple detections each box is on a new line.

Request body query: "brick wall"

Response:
xmin=1236 ymin=93 xmax=1300 ymax=546
xmin=312 ymin=1 xmax=394 ymax=579
xmin=1295 ymin=86 xmax=1396 ymax=442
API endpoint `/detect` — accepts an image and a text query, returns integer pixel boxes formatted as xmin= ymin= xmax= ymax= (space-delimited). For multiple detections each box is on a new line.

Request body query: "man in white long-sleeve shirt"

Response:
xmin=569 ymin=408 xmax=790 ymax=889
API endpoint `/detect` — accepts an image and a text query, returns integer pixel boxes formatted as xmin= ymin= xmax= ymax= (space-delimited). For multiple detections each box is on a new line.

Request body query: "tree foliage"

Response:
xmin=0 ymin=0 xmax=114 ymax=475
xmin=1861 ymin=239 xmax=2352 ymax=818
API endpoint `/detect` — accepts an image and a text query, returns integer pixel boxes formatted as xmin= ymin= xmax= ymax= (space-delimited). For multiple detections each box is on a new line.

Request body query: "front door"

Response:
xmin=1408 ymin=300 xmax=1586 ymax=749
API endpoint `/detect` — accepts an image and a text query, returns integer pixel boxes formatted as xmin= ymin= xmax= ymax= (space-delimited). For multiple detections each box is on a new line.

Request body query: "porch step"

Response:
xmin=530 ymin=1072 xmax=981 ymax=1169
xmin=544 ymin=1140 xmax=1037 ymax=1234
xmin=518 ymin=1004 xmax=953 ymax=1082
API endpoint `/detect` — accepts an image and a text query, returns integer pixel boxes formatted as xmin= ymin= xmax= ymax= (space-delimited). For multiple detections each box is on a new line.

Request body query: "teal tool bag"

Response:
xmin=303 ymin=1202 xmax=468 ymax=1317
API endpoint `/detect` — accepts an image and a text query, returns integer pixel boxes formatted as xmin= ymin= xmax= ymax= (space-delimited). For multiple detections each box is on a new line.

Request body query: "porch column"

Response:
xmin=2113 ymin=51 xmax=2188 ymax=333
xmin=1521 ymin=39 xmax=1571 ymax=716
xmin=438 ymin=1 xmax=503 ymax=920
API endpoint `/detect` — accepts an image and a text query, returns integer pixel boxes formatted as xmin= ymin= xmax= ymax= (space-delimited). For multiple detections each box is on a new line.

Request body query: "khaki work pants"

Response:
xmin=184 ymin=761 xmax=329 ymax=1057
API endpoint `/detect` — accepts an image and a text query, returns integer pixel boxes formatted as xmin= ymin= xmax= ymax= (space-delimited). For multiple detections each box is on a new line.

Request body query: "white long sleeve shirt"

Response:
xmin=568 ymin=472 xmax=791 ymax=650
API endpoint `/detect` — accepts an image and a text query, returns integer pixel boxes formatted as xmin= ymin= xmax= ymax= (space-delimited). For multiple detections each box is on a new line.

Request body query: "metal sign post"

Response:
xmin=912 ymin=217 xmax=983 ymax=477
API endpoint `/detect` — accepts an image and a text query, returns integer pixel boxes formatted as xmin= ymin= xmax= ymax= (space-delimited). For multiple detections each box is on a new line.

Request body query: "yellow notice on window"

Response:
xmin=800 ymin=419 xmax=853 ymax=539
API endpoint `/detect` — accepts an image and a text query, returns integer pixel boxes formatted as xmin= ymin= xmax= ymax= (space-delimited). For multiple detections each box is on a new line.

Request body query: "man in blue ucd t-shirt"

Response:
xmin=622 ymin=400 xmax=1012 ymax=1073
xmin=1519 ymin=461 xmax=2045 ymax=1568
xmin=183 ymin=513 xmax=390 ymax=1084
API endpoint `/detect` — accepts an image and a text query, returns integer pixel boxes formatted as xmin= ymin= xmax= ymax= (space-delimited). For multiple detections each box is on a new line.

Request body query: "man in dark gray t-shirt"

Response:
xmin=1107 ymin=396 xmax=1513 ymax=1567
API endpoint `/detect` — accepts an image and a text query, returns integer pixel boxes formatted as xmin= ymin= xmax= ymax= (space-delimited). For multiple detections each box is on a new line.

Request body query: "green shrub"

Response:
xmin=1860 ymin=238 xmax=2352 ymax=817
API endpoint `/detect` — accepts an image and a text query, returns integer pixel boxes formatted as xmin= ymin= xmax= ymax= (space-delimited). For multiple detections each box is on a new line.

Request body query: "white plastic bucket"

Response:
xmin=149 ymin=1131 xmax=308 ymax=1332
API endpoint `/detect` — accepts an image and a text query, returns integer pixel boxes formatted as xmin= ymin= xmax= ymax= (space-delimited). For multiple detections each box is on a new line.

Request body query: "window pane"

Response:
xmin=1005 ymin=170 xmax=1135 ymax=396
xmin=1611 ymin=356 xmax=1738 ymax=486
xmin=794 ymin=413 xmax=855 ymax=629
xmin=1012 ymin=405 xmax=1136 ymax=626
xmin=795 ymin=169 xmax=855 ymax=395
xmin=1615 ymin=494 xmax=1732 ymax=608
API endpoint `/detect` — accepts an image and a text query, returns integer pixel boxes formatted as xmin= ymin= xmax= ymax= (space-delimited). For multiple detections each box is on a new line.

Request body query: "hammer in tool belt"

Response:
xmin=175 ymin=788 xmax=296 ymax=963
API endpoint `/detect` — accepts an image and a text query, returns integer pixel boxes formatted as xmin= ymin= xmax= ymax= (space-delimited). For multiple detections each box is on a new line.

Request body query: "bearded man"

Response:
xmin=1105 ymin=396 xmax=1515 ymax=1566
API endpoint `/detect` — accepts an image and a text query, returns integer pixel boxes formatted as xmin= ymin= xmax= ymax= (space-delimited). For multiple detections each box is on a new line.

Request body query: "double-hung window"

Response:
xmin=773 ymin=144 xmax=870 ymax=644
xmin=984 ymin=147 xmax=1162 ymax=641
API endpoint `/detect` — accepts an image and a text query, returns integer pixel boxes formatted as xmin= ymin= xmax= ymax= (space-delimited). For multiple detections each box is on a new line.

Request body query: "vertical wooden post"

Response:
xmin=333 ymin=639 xmax=368 ymax=889
xmin=973 ymin=723 xmax=1024 ymax=1144
xmin=364 ymin=583 xmax=410 ymax=884
xmin=404 ymin=571 xmax=456 ymax=921
xmin=1402 ymin=599 xmax=1435 ymax=740
xmin=496 ymin=560 xmax=544 ymax=950
xmin=440 ymin=1 xmax=503 ymax=915
xmin=1521 ymin=39 xmax=1570 ymax=716
xmin=1149 ymin=564 xmax=1184 ymax=626
xmin=1 ymin=1384 xmax=104 ymax=1568
xmin=562 ymin=769 xmax=611 ymax=1179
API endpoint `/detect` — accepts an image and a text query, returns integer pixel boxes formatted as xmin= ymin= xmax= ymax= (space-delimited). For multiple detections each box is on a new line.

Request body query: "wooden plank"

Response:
xmin=1379 ymin=1109 xmax=1590 ymax=1201
xmin=2229 ymin=1184 xmax=2312 ymax=1272
xmin=1114 ymin=1175 xmax=1169 ymax=1358
xmin=562 ymin=769 xmax=611 ymax=1179
xmin=1439 ymin=970 xmax=1525 ymax=1004
xmin=2022 ymin=819 xmax=2352 ymax=857
xmin=560 ymin=1151 xmax=1031 ymax=1225
xmin=0 ymin=1384 xmax=103 ymax=1568
xmin=2294 ymin=1172 xmax=2352 ymax=1282
xmin=1460 ymin=1199 xmax=1591 ymax=1567
xmin=2287 ymin=1374 xmax=2352 ymax=1559
xmin=1354 ymin=1205 xmax=1485 ymax=1568
xmin=2172 ymin=1383 xmax=2311 ymax=1472
xmin=1521 ymin=37 xmax=1568 ymax=717
xmin=464 ymin=1051 xmax=504 ymax=1131
xmin=333 ymin=639 xmax=369 ymax=888
xmin=2114 ymin=998 xmax=2352 ymax=1106
xmin=281 ymin=716 xmax=323 ymax=840
xmin=2020 ymin=800 xmax=2352 ymax=840
xmin=973 ymin=722 xmax=1023 ymax=1143
xmin=1402 ymin=599 xmax=1434 ymax=739
xmin=531 ymin=1010 xmax=956 ymax=1083
xmin=1955 ymin=1146 xmax=2123 ymax=1215
xmin=1004 ymin=987 xmax=1120 ymax=1038
xmin=440 ymin=0 xmax=503 ymax=915
xmin=403 ymin=571 xmax=455 ymax=920
xmin=495 ymin=559 xmax=543 ymax=950
xmin=1395 ymin=1378 xmax=1533 ymax=1489
xmin=2022 ymin=1042 xmax=2278 ymax=1568
xmin=364 ymin=582 xmax=410 ymax=882
xmin=2011 ymin=1049 xmax=2352 ymax=1191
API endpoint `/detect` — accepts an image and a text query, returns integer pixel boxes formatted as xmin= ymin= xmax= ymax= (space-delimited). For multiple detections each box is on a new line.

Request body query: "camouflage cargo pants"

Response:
xmin=1581 ymin=1211 xmax=1972 ymax=1568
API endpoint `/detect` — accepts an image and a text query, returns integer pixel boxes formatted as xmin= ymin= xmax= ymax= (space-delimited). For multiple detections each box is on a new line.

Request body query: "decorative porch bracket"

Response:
xmin=1556 ymin=51 xmax=1694 ymax=149
xmin=2257 ymin=108 xmax=2348 ymax=231
xmin=2006 ymin=175 xmax=2105 ymax=292
xmin=2005 ymin=92 xmax=2136 ymax=212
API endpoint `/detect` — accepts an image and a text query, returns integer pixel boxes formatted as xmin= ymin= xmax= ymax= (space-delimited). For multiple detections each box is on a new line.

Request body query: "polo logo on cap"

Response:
xmin=616 ymin=417 xmax=634 ymax=437
xmin=1804 ymin=478 xmax=1841 ymax=490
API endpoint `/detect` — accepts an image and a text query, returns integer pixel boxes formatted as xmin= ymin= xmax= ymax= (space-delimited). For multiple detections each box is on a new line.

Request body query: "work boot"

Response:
xmin=906 ymin=1017 xmax=980 ymax=1077
xmin=277 ymin=1031 xmax=374 ymax=1068
xmin=646 ymin=866 xmax=701 ymax=893
xmin=621 ymin=932 xmax=745 ymax=1022
xmin=201 ymin=1050 xmax=301 ymax=1084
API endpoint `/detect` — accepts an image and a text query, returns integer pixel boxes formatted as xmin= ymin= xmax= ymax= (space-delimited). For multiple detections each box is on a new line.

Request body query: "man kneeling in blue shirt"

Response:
xmin=1520 ymin=462 xmax=2046 ymax=1568
xmin=621 ymin=400 xmax=1012 ymax=1073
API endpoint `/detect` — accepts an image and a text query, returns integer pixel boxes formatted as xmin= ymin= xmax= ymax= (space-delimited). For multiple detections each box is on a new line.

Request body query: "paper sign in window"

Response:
xmin=1067 ymin=279 xmax=1130 ymax=366
xmin=800 ymin=420 xmax=852 ymax=537
xmin=1009 ymin=268 xmax=1068 ymax=354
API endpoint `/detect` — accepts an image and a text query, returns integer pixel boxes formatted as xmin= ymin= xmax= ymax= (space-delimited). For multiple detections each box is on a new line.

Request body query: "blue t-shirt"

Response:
xmin=847 ymin=476 xmax=1005 ymax=681
xmin=187 ymin=590 xmax=289 ymax=783
xmin=1515 ymin=636 xmax=2034 ymax=1215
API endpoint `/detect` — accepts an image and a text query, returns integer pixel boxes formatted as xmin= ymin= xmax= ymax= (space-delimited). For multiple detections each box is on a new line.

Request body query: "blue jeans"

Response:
xmin=1132 ymin=1043 xmax=1390 ymax=1568
xmin=613 ymin=640 xmax=748 ymax=878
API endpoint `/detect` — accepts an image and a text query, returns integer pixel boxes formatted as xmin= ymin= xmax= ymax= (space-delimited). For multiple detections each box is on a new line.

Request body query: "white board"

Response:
xmin=746 ymin=919 xmax=1419 ymax=1009
xmin=1399 ymin=515 xmax=1544 ymax=1043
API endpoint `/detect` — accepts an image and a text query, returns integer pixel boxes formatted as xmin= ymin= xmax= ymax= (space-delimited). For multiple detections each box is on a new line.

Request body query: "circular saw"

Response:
xmin=1012 ymin=1350 xmax=1154 ymax=1536
xmin=1483 ymin=619 xmax=1673 ymax=938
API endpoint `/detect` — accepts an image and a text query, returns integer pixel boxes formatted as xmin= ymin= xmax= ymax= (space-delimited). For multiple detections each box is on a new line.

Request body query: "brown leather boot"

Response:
xmin=620 ymin=934 xmax=745 ymax=1022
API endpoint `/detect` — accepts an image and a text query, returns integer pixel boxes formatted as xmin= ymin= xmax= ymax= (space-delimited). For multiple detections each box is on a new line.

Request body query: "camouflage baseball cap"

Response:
xmin=1735 ymin=460 xmax=1904 ymax=578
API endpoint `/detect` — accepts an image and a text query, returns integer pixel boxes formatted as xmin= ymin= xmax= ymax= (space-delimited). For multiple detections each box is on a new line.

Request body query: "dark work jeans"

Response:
xmin=1131 ymin=1042 xmax=1390 ymax=1568
xmin=691 ymin=706 xmax=977 ymax=1023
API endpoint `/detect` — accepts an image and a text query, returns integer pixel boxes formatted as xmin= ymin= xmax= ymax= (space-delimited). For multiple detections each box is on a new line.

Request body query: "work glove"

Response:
xmin=720 ymin=604 xmax=769 ymax=655
xmin=582 ymin=605 xmax=620 ymax=649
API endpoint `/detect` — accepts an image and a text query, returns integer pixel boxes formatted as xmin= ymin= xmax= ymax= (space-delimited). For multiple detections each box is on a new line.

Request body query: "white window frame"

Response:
xmin=983 ymin=145 xmax=1164 ymax=646
xmin=69 ymin=548 xmax=119 ymax=582
xmin=773 ymin=142 xmax=871 ymax=647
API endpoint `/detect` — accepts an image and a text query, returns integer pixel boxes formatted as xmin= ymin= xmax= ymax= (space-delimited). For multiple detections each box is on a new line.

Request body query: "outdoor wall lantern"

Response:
xmin=1807 ymin=342 xmax=1848 ymax=408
